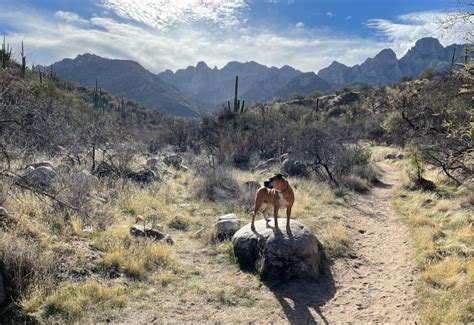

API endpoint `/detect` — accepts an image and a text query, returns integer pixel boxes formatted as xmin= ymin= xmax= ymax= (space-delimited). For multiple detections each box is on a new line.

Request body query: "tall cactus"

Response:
xmin=231 ymin=75 xmax=245 ymax=114
xmin=1 ymin=36 xmax=12 ymax=69
xmin=21 ymin=41 xmax=26 ymax=77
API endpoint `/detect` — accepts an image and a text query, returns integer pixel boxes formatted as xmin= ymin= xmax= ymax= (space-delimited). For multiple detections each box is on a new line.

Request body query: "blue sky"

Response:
xmin=0 ymin=0 xmax=469 ymax=72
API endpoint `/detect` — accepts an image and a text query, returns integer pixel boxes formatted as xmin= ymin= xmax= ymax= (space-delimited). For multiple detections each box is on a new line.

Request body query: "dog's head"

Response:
xmin=264 ymin=173 xmax=287 ymax=191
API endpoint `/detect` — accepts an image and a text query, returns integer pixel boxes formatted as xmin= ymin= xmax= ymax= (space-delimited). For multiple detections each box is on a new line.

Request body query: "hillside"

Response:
xmin=45 ymin=54 xmax=198 ymax=117
xmin=318 ymin=37 xmax=468 ymax=86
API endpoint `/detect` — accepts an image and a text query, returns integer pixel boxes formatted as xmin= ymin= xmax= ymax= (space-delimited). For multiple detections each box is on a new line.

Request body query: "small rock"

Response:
xmin=29 ymin=161 xmax=55 ymax=170
xmin=127 ymin=168 xmax=157 ymax=183
xmin=243 ymin=181 xmax=260 ymax=195
xmin=215 ymin=214 xmax=245 ymax=240
xmin=130 ymin=224 xmax=173 ymax=244
xmin=82 ymin=226 xmax=94 ymax=233
xmin=281 ymin=159 xmax=308 ymax=177
xmin=0 ymin=207 xmax=9 ymax=219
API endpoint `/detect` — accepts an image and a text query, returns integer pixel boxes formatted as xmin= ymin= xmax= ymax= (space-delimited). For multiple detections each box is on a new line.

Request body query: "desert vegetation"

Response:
xmin=0 ymin=45 xmax=472 ymax=323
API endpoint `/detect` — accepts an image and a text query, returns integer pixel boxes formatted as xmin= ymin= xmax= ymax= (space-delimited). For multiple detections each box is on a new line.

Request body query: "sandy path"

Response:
xmin=312 ymin=162 xmax=419 ymax=323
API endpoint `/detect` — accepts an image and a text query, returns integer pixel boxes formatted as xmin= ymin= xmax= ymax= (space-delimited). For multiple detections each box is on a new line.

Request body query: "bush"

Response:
xmin=167 ymin=215 xmax=190 ymax=231
xmin=195 ymin=166 xmax=240 ymax=202
xmin=0 ymin=232 xmax=59 ymax=302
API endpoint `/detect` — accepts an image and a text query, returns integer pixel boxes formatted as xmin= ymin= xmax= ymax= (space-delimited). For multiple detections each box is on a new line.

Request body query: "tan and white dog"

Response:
xmin=251 ymin=173 xmax=295 ymax=230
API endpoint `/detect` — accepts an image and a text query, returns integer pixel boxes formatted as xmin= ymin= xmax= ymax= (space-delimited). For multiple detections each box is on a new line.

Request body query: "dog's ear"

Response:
xmin=275 ymin=173 xmax=284 ymax=179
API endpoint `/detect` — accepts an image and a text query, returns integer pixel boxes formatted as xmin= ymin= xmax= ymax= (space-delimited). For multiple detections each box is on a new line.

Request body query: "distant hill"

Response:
xmin=158 ymin=61 xmax=301 ymax=110
xmin=47 ymin=37 xmax=470 ymax=116
xmin=274 ymin=72 xmax=333 ymax=98
xmin=318 ymin=37 xmax=468 ymax=86
xmin=46 ymin=54 xmax=198 ymax=117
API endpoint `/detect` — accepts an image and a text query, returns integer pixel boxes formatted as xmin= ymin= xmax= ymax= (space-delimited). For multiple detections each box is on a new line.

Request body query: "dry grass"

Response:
xmin=393 ymin=177 xmax=473 ymax=323
xmin=41 ymin=281 xmax=127 ymax=322
xmin=1 ymin=157 xmax=355 ymax=323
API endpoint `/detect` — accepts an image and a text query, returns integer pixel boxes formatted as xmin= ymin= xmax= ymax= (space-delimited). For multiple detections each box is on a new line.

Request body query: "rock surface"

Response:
xmin=71 ymin=170 xmax=99 ymax=191
xmin=232 ymin=218 xmax=321 ymax=281
xmin=21 ymin=165 xmax=57 ymax=187
xmin=281 ymin=159 xmax=307 ymax=177
xmin=0 ymin=207 xmax=8 ymax=219
xmin=215 ymin=214 xmax=245 ymax=240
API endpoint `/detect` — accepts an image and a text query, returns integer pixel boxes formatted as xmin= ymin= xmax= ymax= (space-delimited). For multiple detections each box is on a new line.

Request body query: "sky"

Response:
xmin=0 ymin=0 xmax=471 ymax=73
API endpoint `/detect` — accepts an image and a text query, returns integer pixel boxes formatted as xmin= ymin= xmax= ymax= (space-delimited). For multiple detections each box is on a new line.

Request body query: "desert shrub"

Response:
xmin=383 ymin=73 xmax=472 ymax=185
xmin=100 ymin=242 xmax=171 ymax=279
xmin=404 ymin=146 xmax=435 ymax=191
xmin=195 ymin=165 xmax=240 ymax=202
xmin=167 ymin=215 xmax=190 ymax=231
xmin=0 ymin=232 xmax=60 ymax=302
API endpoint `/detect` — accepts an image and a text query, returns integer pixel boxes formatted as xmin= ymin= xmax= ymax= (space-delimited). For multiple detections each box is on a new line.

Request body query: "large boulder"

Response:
xmin=215 ymin=213 xmax=245 ymax=240
xmin=232 ymin=218 xmax=321 ymax=281
xmin=21 ymin=166 xmax=57 ymax=188
xmin=71 ymin=170 xmax=99 ymax=191
xmin=281 ymin=159 xmax=308 ymax=177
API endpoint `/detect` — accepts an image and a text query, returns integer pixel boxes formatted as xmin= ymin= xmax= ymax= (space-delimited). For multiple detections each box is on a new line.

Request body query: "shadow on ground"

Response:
xmin=264 ymin=257 xmax=336 ymax=325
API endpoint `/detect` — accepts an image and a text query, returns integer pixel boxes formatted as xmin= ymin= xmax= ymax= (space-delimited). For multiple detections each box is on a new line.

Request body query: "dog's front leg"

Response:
xmin=273 ymin=204 xmax=279 ymax=229
xmin=286 ymin=206 xmax=292 ymax=230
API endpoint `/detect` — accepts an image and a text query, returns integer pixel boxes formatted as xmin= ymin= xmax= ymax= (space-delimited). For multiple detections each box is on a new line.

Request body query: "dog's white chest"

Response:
xmin=278 ymin=192 xmax=290 ymax=207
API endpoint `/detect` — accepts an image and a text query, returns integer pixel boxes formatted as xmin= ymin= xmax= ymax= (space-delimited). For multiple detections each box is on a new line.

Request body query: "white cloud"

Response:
xmin=0 ymin=5 xmax=390 ymax=73
xmin=54 ymin=11 xmax=88 ymax=24
xmin=344 ymin=15 xmax=352 ymax=20
xmin=0 ymin=5 xmax=467 ymax=76
xmin=295 ymin=21 xmax=304 ymax=29
xmin=326 ymin=11 xmax=333 ymax=18
xmin=368 ymin=11 xmax=472 ymax=56
xmin=100 ymin=0 xmax=247 ymax=31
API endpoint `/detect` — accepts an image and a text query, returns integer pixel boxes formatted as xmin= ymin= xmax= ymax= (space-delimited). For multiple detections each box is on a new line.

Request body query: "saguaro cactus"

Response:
xmin=21 ymin=41 xmax=26 ymax=77
xmin=1 ymin=36 xmax=12 ymax=69
xmin=230 ymin=75 xmax=245 ymax=114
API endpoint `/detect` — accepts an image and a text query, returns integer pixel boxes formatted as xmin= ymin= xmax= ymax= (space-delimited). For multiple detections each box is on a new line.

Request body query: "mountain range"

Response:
xmin=47 ymin=37 xmax=468 ymax=116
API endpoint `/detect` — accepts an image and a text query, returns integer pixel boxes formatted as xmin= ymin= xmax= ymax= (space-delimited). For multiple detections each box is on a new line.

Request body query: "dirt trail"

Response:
xmin=117 ymin=162 xmax=419 ymax=324
xmin=314 ymin=161 xmax=419 ymax=323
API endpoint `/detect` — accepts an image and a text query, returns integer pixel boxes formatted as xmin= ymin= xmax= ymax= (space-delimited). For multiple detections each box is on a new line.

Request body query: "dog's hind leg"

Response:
xmin=251 ymin=200 xmax=263 ymax=230
xmin=263 ymin=205 xmax=271 ymax=223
